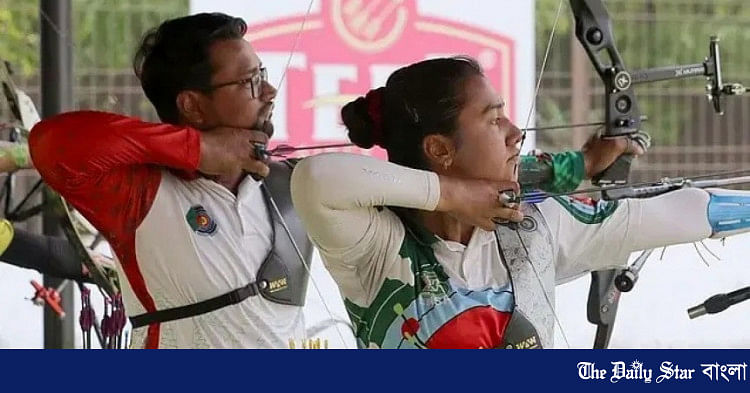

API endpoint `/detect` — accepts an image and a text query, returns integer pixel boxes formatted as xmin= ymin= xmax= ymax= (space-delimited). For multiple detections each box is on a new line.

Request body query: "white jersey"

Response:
xmin=30 ymin=111 xmax=305 ymax=348
xmin=121 ymin=172 xmax=305 ymax=348
xmin=291 ymin=153 xmax=713 ymax=348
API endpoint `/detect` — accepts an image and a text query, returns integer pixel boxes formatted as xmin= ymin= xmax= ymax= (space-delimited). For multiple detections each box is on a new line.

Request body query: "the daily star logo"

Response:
xmin=247 ymin=0 xmax=516 ymax=157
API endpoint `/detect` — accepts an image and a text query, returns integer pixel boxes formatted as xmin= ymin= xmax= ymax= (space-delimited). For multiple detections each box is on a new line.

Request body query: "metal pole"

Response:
xmin=40 ymin=0 xmax=75 ymax=349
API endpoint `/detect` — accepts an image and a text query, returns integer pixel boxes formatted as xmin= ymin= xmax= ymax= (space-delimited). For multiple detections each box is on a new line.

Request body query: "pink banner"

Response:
xmin=245 ymin=0 xmax=517 ymax=158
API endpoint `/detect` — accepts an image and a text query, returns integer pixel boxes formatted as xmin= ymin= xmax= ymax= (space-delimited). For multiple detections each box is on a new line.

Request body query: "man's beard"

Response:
xmin=254 ymin=102 xmax=275 ymax=138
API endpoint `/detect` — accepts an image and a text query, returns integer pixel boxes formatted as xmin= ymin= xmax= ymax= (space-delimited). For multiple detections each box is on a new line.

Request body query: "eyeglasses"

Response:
xmin=206 ymin=67 xmax=267 ymax=98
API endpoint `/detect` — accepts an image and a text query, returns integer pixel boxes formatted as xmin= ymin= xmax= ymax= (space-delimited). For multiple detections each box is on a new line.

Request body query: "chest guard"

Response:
xmin=494 ymin=203 xmax=557 ymax=348
xmin=255 ymin=160 xmax=314 ymax=305
xmin=130 ymin=160 xmax=314 ymax=329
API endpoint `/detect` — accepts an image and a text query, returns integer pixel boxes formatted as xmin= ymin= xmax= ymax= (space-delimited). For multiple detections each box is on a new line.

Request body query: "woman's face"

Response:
xmin=449 ymin=75 xmax=523 ymax=182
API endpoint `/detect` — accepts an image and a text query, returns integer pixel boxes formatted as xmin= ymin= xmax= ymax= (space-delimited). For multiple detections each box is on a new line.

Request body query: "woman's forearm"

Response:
xmin=291 ymin=153 xmax=439 ymax=250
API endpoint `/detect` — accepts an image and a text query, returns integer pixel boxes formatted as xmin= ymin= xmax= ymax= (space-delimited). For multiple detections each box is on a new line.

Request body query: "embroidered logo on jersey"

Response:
xmin=186 ymin=205 xmax=218 ymax=236
xmin=418 ymin=270 xmax=450 ymax=308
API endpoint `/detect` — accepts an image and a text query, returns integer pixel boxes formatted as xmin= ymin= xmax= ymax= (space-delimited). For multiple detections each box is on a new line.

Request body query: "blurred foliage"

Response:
xmin=0 ymin=0 xmax=39 ymax=75
xmin=0 ymin=0 xmax=188 ymax=76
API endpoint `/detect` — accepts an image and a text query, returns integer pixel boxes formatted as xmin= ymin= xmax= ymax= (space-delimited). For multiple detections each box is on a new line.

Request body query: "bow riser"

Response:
xmin=571 ymin=0 xmax=643 ymax=140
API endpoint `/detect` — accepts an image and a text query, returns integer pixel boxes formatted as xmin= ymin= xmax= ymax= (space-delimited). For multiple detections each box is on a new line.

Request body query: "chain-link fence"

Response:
xmin=535 ymin=0 xmax=750 ymax=183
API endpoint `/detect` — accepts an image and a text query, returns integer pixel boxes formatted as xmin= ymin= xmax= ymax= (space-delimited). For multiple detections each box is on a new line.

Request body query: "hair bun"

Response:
xmin=341 ymin=88 xmax=386 ymax=149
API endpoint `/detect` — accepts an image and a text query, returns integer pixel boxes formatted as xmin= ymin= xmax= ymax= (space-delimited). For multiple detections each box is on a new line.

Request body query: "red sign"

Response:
xmin=247 ymin=0 xmax=516 ymax=157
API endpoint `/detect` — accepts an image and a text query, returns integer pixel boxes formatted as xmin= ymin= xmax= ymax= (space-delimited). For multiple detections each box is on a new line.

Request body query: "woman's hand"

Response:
xmin=436 ymin=176 xmax=523 ymax=231
xmin=582 ymin=133 xmax=647 ymax=179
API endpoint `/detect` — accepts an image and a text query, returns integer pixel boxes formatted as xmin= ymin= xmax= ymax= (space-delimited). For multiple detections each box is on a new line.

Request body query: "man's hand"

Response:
xmin=436 ymin=176 xmax=523 ymax=231
xmin=581 ymin=133 xmax=647 ymax=179
xmin=198 ymin=127 xmax=270 ymax=178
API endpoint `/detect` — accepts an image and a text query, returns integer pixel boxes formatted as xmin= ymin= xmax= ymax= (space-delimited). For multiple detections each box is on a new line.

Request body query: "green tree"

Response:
xmin=1 ymin=0 xmax=188 ymax=75
xmin=1 ymin=0 xmax=187 ymax=118
xmin=0 ymin=0 xmax=40 ymax=76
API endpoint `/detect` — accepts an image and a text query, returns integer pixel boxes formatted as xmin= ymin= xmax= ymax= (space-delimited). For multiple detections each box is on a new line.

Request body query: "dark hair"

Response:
xmin=341 ymin=56 xmax=483 ymax=169
xmin=133 ymin=13 xmax=247 ymax=124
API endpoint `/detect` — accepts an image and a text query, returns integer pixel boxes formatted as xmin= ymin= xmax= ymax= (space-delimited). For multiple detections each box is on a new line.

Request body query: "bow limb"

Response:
xmin=587 ymin=269 xmax=622 ymax=349
xmin=44 ymin=189 xmax=120 ymax=298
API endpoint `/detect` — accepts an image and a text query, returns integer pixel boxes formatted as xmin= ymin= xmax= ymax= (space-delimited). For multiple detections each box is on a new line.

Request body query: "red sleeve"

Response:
xmin=29 ymin=111 xmax=202 ymax=244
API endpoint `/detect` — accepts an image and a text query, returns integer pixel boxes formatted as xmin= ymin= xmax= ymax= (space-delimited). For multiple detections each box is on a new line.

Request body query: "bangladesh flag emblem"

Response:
xmin=186 ymin=205 xmax=218 ymax=236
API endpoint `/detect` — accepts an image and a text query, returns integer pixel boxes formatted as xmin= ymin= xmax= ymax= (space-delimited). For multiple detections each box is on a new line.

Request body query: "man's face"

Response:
xmin=200 ymin=38 xmax=276 ymax=133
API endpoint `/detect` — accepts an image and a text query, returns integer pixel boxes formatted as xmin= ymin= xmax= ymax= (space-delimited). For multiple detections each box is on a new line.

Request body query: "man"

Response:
xmin=28 ymin=13 xmax=637 ymax=348
xmin=29 ymin=13 xmax=297 ymax=348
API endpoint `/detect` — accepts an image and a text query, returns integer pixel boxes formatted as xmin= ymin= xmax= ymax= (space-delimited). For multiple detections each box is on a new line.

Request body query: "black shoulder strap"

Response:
xmin=130 ymin=282 xmax=260 ymax=328
xmin=129 ymin=160 xmax=314 ymax=328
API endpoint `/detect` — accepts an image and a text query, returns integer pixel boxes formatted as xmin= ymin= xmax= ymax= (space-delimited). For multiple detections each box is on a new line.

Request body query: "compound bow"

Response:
xmin=532 ymin=0 xmax=747 ymax=348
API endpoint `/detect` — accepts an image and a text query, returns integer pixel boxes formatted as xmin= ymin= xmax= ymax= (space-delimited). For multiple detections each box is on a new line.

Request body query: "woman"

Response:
xmin=290 ymin=57 xmax=746 ymax=349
